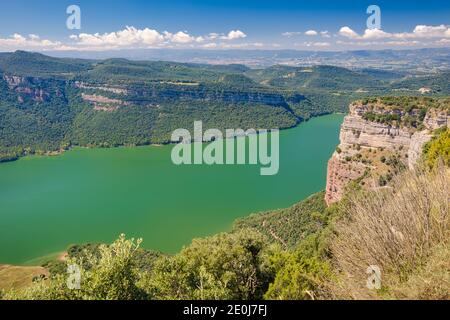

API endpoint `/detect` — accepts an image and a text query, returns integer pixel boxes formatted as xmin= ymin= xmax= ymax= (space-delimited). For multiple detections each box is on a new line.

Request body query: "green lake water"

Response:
xmin=0 ymin=114 xmax=344 ymax=265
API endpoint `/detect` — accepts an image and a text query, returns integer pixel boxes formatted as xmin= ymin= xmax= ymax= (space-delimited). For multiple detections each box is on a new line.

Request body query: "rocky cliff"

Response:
xmin=325 ymin=97 xmax=449 ymax=205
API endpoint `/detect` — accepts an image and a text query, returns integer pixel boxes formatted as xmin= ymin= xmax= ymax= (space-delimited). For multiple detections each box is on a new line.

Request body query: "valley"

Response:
xmin=0 ymin=50 xmax=448 ymax=300
xmin=1 ymin=51 xmax=449 ymax=163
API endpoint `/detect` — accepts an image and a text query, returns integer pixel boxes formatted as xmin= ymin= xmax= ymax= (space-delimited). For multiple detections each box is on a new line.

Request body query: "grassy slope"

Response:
xmin=234 ymin=192 xmax=327 ymax=250
xmin=0 ymin=265 xmax=48 ymax=292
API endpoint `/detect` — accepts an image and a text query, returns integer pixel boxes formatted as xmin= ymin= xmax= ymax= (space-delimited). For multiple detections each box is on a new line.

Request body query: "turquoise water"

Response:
xmin=0 ymin=114 xmax=344 ymax=264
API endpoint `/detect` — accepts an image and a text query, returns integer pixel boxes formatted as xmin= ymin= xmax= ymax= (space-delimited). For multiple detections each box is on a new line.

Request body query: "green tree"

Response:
xmin=141 ymin=229 xmax=271 ymax=300
xmin=5 ymin=234 xmax=147 ymax=300
xmin=423 ymin=128 xmax=450 ymax=168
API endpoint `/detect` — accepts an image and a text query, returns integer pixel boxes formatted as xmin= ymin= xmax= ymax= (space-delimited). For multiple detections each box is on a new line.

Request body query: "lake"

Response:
xmin=0 ymin=114 xmax=344 ymax=264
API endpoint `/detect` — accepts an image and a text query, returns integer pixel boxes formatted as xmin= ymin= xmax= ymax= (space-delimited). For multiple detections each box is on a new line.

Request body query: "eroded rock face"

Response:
xmin=339 ymin=110 xmax=412 ymax=150
xmin=2 ymin=75 xmax=54 ymax=103
xmin=81 ymin=93 xmax=129 ymax=112
xmin=3 ymin=75 xmax=25 ymax=88
xmin=325 ymin=154 xmax=367 ymax=205
xmin=408 ymin=131 xmax=434 ymax=170
xmin=325 ymin=102 xmax=448 ymax=205
xmin=424 ymin=109 xmax=449 ymax=130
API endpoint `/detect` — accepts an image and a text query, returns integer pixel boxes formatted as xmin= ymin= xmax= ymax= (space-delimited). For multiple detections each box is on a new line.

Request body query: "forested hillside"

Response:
xmin=1 ymin=51 xmax=449 ymax=162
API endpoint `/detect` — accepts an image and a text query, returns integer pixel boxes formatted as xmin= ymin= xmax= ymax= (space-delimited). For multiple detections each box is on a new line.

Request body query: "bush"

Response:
xmin=330 ymin=165 xmax=449 ymax=299
xmin=141 ymin=229 xmax=271 ymax=300
xmin=5 ymin=235 xmax=147 ymax=300
xmin=264 ymin=253 xmax=333 ymax=300
xmin=423 ymin=128 xmax=449 ymax=168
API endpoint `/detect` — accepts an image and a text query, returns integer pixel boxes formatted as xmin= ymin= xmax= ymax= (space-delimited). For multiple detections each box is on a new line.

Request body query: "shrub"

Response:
xmin=141 ymin=229 xmax=271 ymax=300
xmin=5 ymin=235 xmax=147 ymax=300
xmin=330 ymin=165 xmax=449 ymax=299
xmin=423 ymin=128 xmax=449 ymax=168
xmin=264 ymin=253 xmax=333 ymax=300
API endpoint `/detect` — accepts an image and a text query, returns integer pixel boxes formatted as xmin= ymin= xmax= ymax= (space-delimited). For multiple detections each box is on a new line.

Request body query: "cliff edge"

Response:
xmin=325 ymin=97 xmax=449 ymax=205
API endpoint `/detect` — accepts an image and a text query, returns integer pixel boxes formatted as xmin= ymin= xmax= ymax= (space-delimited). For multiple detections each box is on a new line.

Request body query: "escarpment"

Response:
xmin=325 ymin=97 xmax=449 ymax=205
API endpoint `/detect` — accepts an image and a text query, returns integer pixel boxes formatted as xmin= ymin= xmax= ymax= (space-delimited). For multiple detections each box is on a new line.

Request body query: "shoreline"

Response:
xmin=0 ymin=112 xmax=341 ymax=164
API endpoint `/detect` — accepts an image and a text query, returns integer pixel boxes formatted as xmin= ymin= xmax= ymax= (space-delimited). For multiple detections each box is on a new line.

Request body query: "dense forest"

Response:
xmin=1 ymin=51 xmax=449 ymax=162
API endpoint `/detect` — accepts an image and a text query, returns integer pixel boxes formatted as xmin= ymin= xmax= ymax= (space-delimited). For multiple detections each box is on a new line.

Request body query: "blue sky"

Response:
xmin=0 ymin=0 xmax=449 ymax=51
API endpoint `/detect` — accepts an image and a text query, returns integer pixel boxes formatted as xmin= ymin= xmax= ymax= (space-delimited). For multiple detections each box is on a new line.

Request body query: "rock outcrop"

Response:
xmin=325 ymin=99 xmax=448 ymax=205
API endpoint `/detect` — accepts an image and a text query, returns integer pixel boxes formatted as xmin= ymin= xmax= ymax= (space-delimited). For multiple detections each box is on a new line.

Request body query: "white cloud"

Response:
xmin=71 ymin=27 xmax=248 ymax=50
xmin=282 ymin=32 xmax=302 ymax=37
xmin=303 ymin=41 xmax=330 ymax=47
xmin=385 ymin=40 xmax=420 ymax=46
xmin=202 ymin=42 xmax=217 ymax=49
xmin=336 ymin=39 xmax=424 ymax=47
xmin=72 ymin=26 xmax=165 ymax=48
xmin=435 ymin=38 xmax=450 ymax=45
xmin=339 ymin=25 xmax=450 ymax=41
xmin=0 ymin=33 xmax=62 ymax=51
xmin=339 ymin=26 xmax=361 ymax=39
xmin=362 ymin=28 xmax=392 ymax=40
xmin=220 ymin=30 xmax=247 ymax=40
xmin=283 ymin=30 xmax=329 ymax=37
xmin=0 ymin=26 xmax=249 ymax=51
xmin=165 ymin=31 xmax=195 ymax=44
xmin=208 ymin=33 xmax=220 ymax=40
xmin=305 ymin=30 xmax=318 ymax=36
xmin=218 ymin=42 xmax=264 ymax=49
xmin=407 ymin=25 xmax=450 ymax=38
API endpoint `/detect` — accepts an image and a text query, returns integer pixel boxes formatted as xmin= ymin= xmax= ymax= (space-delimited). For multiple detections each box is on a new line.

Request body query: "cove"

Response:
xmin=0 ymin=114 xmax=344 ymax=265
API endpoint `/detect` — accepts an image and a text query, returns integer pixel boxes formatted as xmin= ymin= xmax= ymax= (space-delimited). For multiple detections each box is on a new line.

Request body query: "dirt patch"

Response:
xmin=0 ymin=265 xmax=49 ymax=292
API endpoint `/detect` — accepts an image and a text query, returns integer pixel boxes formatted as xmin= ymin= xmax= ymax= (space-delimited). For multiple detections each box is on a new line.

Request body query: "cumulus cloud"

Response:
xmin=220 ymin=30 xmax=247 ymax=40
xmin=0 ymin=33 xmax=62 ymax=51
xmin=338 ymin=26 xmax=361 ymax=39
xmin=72 ymin=26 xmax=165 ymax=48
xmin=339 ymin=24 xmax=450 ymax=41
xmin=305 ymin=30 xmax=318 ymax=36
xmin=163 ymin=31 xmax=204 ymax=44
xmin=406 ymin=25 xmax=450 ymax=39
xmin=0 ymin=26 xmax=248 ymax=51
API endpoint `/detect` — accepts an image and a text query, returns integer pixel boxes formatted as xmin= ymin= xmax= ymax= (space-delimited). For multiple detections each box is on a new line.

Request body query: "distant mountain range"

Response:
xmin=44 ymin=47 xmax=450 ymax=71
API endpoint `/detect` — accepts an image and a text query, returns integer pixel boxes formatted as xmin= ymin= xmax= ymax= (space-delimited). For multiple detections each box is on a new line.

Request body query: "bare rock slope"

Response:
xmin=325 ymin=97 xmax=448 ymax=205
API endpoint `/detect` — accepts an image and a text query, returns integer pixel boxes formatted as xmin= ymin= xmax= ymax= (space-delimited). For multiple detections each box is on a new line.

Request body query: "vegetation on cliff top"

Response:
xmin=359 ymin=96 xmax=448 ymax=128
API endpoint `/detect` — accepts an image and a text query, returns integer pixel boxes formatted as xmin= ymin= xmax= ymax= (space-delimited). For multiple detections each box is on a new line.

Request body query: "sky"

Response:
xmin=0 ymin=0 xmax=449 ymax=52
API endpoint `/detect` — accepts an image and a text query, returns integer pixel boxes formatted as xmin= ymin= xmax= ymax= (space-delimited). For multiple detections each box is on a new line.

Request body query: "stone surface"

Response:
xmin=325 ymin=102 xmax=448 ymax=205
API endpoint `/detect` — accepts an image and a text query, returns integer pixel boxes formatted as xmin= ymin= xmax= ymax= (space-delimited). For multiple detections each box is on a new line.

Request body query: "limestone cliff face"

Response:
xmin=2 ymin=74 xmax=63 ymax=103
xmin=325 ymin=101 xmax=448 ymax=205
